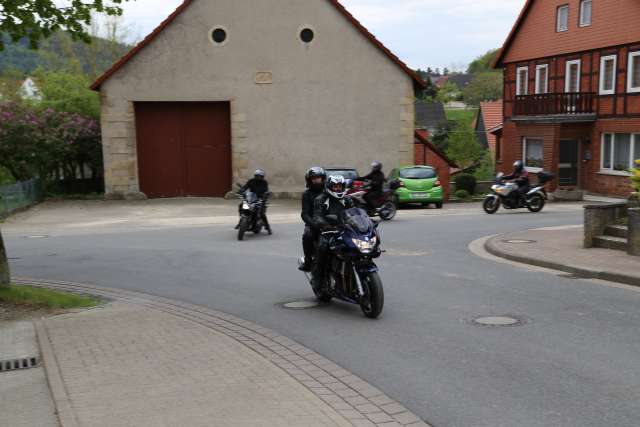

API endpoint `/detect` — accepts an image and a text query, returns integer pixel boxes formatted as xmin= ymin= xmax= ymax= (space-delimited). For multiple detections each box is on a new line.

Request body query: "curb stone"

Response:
xmin=15 ymin=277 xmax=431 ymax=427
xmin=484 ymin=235 xmax=640 ymax=288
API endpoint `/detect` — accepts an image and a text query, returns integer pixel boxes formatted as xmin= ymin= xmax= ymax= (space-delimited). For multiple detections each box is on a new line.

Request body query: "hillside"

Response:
xmin=0 ymin=33 xmax=131 ymax=79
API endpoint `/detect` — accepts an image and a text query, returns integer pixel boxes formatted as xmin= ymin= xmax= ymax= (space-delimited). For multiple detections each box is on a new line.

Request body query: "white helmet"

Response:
xmin=326 ymin=175 xmax=347 ymax=200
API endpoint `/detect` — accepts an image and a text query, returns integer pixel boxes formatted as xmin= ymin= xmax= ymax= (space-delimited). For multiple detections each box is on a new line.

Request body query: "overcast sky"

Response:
xmin=115 ymin=0 xmax=526 ymax=72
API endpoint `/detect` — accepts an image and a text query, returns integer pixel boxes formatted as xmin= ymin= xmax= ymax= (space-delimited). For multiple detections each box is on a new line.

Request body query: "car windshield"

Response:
xmin=343 ymin=208 xmax=373 ymax=233
xmin=326 ymin=170 xmax=358 ymax=181
xmin=400 ymin=168 xmax=436 ymax=179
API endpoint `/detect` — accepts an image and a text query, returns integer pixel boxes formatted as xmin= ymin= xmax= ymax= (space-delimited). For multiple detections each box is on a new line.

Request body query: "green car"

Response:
xmin=389 ymin=166 xmax=444 ymax=208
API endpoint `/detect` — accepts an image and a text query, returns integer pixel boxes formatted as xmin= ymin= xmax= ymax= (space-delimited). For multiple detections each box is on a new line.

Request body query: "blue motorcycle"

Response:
xmin=299 ymin=207 xmax=385 ymax=319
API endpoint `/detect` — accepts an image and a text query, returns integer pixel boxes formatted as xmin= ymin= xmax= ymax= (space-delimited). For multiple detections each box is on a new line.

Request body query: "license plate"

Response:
xmin=409 ymin=193 xmax=427 ymax=199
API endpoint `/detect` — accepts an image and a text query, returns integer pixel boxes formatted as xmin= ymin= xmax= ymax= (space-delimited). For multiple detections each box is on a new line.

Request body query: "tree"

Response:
xmin=34 ymin=70 xmax=100 ymax=119
xmin=463 ymin=72 xmax=503 ymax=106
xmin=436 ymin=81 xmax=459 ymax=104
xmin=445 ymin=120 xmax=485 ymax=171
xmin=467 ymin=49 xmax=500 ymax=74
xmin=0 ymin=0 xmax=133 ymax=51
xmin=0 ymin=229 xmax=9 ymax=287
xmin=443 ymin=67 xmax=450 ymax=76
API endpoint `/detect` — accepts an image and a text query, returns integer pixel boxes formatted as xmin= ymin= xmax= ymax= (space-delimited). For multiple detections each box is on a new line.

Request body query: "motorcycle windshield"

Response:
xmin=343 ymin=208 xmax=373 ymax=234
xmin=245 ymin=191 xmax=258 ymax=203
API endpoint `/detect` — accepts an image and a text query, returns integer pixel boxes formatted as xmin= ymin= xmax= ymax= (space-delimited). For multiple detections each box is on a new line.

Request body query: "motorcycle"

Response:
xmin=347 ymin=180 xmax=400 ymax=221
xmin=483 ymin=171 xmax=555 ymax=214
xmin=236 ymin=185 xmax=271 ymax=240
xmin=298 ymin=208 xmax=385 ymax=319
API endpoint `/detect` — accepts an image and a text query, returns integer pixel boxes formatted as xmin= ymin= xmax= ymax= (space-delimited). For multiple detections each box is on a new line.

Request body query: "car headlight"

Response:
xmin=352 ymin=236 xmax=377 ymax=253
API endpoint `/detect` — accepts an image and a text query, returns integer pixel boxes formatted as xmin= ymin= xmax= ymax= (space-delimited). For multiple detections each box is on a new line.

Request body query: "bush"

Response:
xmin=631 ymin=159 xmax=640 ymax=194
xmin=455 ymin=173 xmax=477 ymax=195
xmin=454 ymin=189 xmax=471 ymax=200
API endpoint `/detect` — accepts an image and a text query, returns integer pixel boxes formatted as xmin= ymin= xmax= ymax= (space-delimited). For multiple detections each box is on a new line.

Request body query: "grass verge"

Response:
xmin=445 ymin=108 xmax=478 ymax=124
xmin=0 ymin=284 xmax=100 ymax=309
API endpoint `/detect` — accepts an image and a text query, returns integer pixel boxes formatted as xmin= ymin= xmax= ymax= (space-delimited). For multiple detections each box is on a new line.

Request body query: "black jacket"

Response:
xmin=301 ymin=188 xmax=324 ymax=226
xmin=503 ymin=170 xmax=530 ymax=187
xmin=358 ymin=170 xmax=386 ymax=192
xmin=240 ymin=178 xmax=269 ymax=197
xmin=312 ymin=194 xmax=354 ymax=230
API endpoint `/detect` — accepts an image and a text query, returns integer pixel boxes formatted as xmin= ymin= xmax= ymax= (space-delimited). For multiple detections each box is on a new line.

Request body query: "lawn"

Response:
xmin=0 ymin=284 xmax=100 ymax=309
xmin=445 ymin=108 xmax=478 ymax=124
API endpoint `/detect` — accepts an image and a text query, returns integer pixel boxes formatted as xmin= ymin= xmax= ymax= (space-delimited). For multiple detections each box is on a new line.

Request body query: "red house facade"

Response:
xmin=414 ymin=130 xmax=458 ymax=200
xmin=493 ymin=0 xmax=639 ymax=197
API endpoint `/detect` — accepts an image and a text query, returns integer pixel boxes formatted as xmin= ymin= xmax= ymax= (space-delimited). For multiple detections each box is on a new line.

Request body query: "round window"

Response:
xmin=300 ymin=28 xmax=314 ymax=43
xmin=211 ymin=28 xmax=227 ymax=44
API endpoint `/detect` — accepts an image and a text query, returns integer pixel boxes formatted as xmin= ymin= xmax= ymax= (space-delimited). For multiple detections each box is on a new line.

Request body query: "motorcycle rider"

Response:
xmin=311 ymin=175 xmax=354 ymax=290
xmin=236 ymin=169 xmax=272 ymax=234
xmin=299 ymin=167 xmax=327 ymax=272
xmin=503 ymin=160 xmax=530 ymax=206
xmin=357 ymin=161 xmax=386 ymax=211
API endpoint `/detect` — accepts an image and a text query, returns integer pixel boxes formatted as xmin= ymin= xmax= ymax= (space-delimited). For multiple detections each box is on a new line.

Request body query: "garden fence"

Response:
xmin=0 ymin=179 xmax=42 ymax=217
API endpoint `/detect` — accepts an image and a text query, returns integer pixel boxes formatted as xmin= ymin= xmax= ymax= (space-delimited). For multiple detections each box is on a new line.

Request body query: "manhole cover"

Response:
xmin=282 ymin=300 xmax=320 ymax=309
xmin=471 ymin=315 xmax=527 ymax=327
xmin=502 ymin=239 xmax=537 ymax=244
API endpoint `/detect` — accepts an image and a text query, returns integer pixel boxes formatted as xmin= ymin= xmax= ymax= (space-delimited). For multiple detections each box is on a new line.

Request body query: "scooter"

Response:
xmin=483 ymin=171 xmax=555 ymax=214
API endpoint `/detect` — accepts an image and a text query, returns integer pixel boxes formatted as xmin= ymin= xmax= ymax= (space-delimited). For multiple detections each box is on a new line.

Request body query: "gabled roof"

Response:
xmin=414 ymin=129 xmax=458 ymax=169
xmin=415 ymin=101 xmax=447 ymax=130
xmin=492 ymin=0 xmax=533 ymax=68
xmin=91 ymin=0 xmax=426 ymax=91
xmin=477 ymin=100 xmax=503 ymax=132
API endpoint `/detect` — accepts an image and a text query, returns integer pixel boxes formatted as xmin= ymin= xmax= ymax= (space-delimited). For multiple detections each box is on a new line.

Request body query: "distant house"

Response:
xmin=475 ymin=100 xmax=504 ymax=159
xmin=432 ymin=74 xmax=473 ymax=91
xmin=414 ymin=129 xmax=458 ymax=200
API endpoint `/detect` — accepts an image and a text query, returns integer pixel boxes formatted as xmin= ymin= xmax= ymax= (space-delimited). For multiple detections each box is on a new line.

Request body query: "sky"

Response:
xmin=114 ymin=0 xmax=526 ymax=72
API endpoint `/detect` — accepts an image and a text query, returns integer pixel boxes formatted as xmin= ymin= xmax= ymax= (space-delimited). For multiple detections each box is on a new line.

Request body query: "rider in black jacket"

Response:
xmin=357 ymin=161 xmax=386 ymax=210
xmin=503 ymin=160 xmax=530 ymax=205
xmin=236 ymin=169 xmax=271 ymax=234
xmin=299 ymin=167 xmax=326 ymax=272
xmin=311 ymin=175 xmax=354 ymax=290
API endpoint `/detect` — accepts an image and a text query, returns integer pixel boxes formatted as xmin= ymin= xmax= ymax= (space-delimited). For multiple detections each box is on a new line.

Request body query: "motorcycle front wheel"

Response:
xmin=527 ymin=194 xmax=545 ymax=213
xmin=483 ymin=196 xmax=501 ymax=214
xmin=379 ymin=201 xmax=397 ymax=221
xmin=359 ymin=272 xmax=384 ymax=319
xmin=237 ymin=217 xmax=249 ymax=241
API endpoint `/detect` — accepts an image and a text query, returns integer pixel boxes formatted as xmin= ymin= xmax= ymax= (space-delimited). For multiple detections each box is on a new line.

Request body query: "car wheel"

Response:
xmin=435 ymin=202 xmax=443 ymax=209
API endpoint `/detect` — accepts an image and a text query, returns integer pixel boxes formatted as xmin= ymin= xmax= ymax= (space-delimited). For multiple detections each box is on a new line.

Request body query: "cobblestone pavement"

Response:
xmin=22 ymin=278 xmax=429 ymax=427
xmin=0 ymin=322 xmax=59 ymax=427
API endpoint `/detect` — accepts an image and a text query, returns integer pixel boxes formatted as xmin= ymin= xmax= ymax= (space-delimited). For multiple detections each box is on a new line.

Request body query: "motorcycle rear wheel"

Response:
xmin=483 ymin=196 xmax=501 ymax=214
xmin=359 ymin=272 xmax=384 ymax=319
xmin=379 ymin=201 xmax=397 ymax=221
xmin=527 ymin=194 xmax=545 ymax=212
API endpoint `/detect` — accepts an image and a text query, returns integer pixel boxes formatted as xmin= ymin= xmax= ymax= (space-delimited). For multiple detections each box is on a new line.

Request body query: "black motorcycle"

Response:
xmin=237 ymin=187 xmax=270 ymax=241
xmin=299 ymin=208 xmax=385 ymax=319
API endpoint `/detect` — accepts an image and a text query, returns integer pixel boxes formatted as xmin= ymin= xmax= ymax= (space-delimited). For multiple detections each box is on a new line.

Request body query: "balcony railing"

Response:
xmin=514 ymin=92 xmax=596 ymax=116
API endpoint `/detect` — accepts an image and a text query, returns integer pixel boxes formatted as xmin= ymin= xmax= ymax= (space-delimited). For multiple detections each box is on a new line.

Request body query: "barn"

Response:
xmin=92 ymin=0 xmax=425 ymax=198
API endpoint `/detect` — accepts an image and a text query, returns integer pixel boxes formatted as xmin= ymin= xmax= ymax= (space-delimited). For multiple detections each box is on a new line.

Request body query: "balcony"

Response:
xmin=513 ymin=93 xmax=597 ymax=122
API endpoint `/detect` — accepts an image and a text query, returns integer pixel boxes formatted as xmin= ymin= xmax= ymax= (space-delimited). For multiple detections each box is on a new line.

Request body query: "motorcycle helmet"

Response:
xmin=254 ymin=169 xmax=266 ymax=179
xmin=326 ymin=175 xmax=347 ymax=200
xmin=371 ymin=161 xmax=382 ymax=172
xmin=513 ymin=160 xmax=524 ymax=173
xmin=305 ymin=167 xmax=326 ymax=189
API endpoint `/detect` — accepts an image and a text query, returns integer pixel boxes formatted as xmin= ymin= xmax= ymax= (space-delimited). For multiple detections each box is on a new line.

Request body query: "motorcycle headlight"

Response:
xmin=352 ymin=236 xmax=377 ymax=253
xmin=242 ymin=202 xmax=250 ymax=210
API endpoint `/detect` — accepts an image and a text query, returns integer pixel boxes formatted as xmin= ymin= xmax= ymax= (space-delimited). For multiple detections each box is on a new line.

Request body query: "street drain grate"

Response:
xmin=0 ymin=357 xmax=39 ymax=373
xmin=501 ymin=239 xmax=537 ymax=244
xmin=281 ymin=300 xmax=320 ymax=310
xmin=471 ymin=315 xmax=527 ymax=327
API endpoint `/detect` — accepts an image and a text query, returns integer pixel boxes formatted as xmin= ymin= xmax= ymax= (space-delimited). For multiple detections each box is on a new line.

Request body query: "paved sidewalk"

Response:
xmin=25 ymin=279 xmax=429 ymax=427
xmin=485 ymin=226 xmax=640 ymax=286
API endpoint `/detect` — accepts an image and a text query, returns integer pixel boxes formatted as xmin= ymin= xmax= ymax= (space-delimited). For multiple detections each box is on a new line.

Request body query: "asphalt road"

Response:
xmin=5 ymin=201 xmax=640 ymax=427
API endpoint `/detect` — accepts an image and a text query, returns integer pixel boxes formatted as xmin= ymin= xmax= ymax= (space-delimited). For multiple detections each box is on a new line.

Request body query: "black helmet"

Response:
xmin=305 ymin=167 xmax=326 ymax=188
xmin=326 ymin=175 xmax=347 ymax=200
xmin=254 ymin=169 xmax=266 ymax=179
xmin=513 ymin=161 xmax=524 ymax=173
xmin=371 ymin=161 xmax=382 ymax=172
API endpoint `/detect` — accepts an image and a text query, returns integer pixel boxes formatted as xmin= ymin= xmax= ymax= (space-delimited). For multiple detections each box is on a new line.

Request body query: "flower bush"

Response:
xmin=0 ymin=102 xmax=102 ymax=185
xmin=631 ymin=159 xmax=640 ymax=198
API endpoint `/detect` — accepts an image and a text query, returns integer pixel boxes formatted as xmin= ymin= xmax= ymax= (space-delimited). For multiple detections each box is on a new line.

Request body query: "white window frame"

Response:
xmin=565 ymin=59 xmax=581 ymax=92
xmin=579 ymin=0 xmax=592 ymax=27
xmin=557 ymin=5 xmax=569 ymax=32
xmin=523 ymin=137 xmax=544 ymax=172
xmin=600 ymin=133 xmax=637 ymax=176
xmin=599 ymin=55 xmax=617 ymax=95
xmin=628 ymin=51 xmax=640 ymax=93
xmin=535 ymin=64 xmax=549 ymax=94
xmin=516 ymin=66 xmax=529 ymax=96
